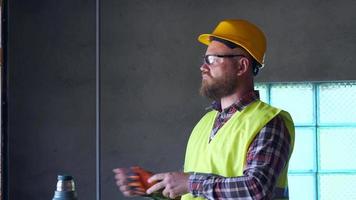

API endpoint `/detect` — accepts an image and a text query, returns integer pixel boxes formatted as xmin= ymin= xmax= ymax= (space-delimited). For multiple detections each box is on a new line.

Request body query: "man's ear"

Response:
xmin=236 ymin=57 xmax=250 ymax=76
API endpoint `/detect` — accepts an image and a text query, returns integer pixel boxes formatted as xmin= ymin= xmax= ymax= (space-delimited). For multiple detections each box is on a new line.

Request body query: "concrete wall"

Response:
xmin=101 ymin=1 xmax=356 ymax=199
xmin=5 ymin=0 xmax=356 ymax=199
xmin=5 ymin=0 xmax=96 ymax=199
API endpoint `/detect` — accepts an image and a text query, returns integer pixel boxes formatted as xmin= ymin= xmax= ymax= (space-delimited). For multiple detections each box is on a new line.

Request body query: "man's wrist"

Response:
xmin=188 ymin=172 xmax=206 ymax=197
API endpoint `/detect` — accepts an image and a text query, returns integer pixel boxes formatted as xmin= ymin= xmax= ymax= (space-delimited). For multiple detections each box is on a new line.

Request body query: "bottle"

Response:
xmin=52 ymin=175 xmax=78 ymax=200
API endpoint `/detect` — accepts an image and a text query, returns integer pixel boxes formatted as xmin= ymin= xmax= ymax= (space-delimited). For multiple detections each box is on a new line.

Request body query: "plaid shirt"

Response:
xmin=188 ymin=91 xmax=291 ymax=200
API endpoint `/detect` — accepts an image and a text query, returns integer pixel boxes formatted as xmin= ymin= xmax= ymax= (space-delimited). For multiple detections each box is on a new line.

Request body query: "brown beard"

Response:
xmin=199 ymin=70 xmax=238 ymax=100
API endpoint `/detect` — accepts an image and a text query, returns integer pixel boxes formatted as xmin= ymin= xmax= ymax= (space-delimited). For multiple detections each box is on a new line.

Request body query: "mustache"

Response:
xmin=202 ymin=72 xmax=211 ymax=77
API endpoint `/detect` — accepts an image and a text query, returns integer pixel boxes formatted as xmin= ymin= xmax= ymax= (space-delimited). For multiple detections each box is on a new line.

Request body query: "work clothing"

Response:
xmin=182 ymin=96 xmax=295 ymax=200
xmin=198 ymin=19 xmax=266 ymax=67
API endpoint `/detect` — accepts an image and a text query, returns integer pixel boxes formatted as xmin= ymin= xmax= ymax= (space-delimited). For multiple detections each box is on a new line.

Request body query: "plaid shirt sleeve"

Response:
xmin=188 ymin=115 xmax=291 ymax=200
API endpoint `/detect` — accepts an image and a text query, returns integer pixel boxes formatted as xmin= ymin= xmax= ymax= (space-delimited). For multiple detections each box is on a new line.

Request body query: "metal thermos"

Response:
xmin=52 ymin=175 xmax=78 ymax=200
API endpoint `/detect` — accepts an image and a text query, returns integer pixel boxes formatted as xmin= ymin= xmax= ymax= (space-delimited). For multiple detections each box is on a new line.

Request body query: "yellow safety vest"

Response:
xmin=182 ymin=100 xmax=295 ymax=200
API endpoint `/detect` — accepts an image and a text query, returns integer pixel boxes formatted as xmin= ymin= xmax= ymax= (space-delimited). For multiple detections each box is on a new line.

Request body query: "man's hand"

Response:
xmin=146 ymin=172 xmax=189 ymax=199
xmin=113 ymin=168 xmax=146 ymax=197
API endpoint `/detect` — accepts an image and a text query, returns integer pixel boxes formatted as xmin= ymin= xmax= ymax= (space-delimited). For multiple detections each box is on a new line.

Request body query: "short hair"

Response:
xmin=210 ymin=36 xmax=261 ymax=76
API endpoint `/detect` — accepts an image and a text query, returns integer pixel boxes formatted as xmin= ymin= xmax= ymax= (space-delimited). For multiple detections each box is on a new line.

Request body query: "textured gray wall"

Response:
xmin=101 ymin=0 xmax=356 ymax=199
xmin=6 ymin=0 xmax=356 ymax=200
xmin=7 ymin=0 xmax=96 ymax=199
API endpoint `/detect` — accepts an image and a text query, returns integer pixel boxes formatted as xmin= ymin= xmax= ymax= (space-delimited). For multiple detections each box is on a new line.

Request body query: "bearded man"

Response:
xmin=114 ymin=19 xmax=295 ymax=200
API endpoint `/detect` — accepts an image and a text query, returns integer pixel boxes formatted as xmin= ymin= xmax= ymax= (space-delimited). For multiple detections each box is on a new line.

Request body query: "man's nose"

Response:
xmin=200 ymin=63 xmax=209 ymax=72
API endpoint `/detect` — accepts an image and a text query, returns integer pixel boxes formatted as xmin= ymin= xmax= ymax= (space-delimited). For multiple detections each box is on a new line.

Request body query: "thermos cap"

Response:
xmin=53 ymin=174 xmax=78 ymax=200
xmin=58 ymin=175 xmax=73 ymax=181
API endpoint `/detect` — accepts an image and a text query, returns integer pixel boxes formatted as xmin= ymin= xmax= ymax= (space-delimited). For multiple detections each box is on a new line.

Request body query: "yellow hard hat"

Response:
xmin=198 ymin=19 xmax=267 ymax=67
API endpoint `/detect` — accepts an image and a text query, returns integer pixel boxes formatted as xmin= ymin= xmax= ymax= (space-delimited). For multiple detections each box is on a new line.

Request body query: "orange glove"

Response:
xmin=127 ymin=166 xmax=157 ymax=193
xmin=126 ymin=166 xmax=171 ymax=200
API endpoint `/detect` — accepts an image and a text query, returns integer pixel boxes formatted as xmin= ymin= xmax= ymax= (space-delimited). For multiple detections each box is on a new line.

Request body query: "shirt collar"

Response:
xmin=210 ymin=90 xmax=260 ymax=113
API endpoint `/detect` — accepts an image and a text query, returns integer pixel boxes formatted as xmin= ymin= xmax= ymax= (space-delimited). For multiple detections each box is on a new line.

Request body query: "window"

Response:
xmin=255 ymin=81 xmax=356 ymax=200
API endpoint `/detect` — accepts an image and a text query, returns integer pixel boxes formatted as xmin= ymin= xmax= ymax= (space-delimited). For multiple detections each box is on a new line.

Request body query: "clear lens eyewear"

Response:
xmin=203 ymin=54 xmax=246 ymax=65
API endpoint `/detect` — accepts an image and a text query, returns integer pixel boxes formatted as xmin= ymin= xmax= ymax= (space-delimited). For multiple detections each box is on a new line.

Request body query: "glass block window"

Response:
xmin=255 ymin=81 xmax=356 ymax=200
